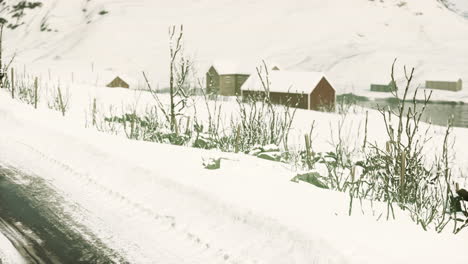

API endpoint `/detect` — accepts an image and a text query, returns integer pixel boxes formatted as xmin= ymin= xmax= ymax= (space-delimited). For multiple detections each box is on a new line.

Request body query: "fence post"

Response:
xmin=305 ymin=134 xmax=312 ymax=169
xmin=92 ymin=98 xmax=97 ymax=126
xmin=10 ymin=67 xmax=14 ymax=98
xmin=34 ymin=77 xmax=38 ymax=109
xmin=57 ymin=87 xmax=65 ymax=116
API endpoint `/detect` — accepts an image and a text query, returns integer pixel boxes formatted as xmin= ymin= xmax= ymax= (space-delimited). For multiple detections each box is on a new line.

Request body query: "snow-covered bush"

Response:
xmin=288 ymin=61 xmax=467 ymax=233
xmin=228 ymin=62 xmax=297 ymax=153
xmin=143 ymin=25 xmax=194 ymax=135
xmin=330 ymin=60 xmax=465 ymax=233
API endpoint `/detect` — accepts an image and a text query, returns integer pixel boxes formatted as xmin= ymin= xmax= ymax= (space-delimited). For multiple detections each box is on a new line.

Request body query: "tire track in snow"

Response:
xmin=5 ymin=137 xmax=348 ymax=264
xmin=12 ymin=140 xmax=254 ymax=264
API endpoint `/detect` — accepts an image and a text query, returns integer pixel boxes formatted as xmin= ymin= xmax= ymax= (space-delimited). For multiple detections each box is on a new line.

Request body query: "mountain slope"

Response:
xmin=5 ymin=0 xmax=468 ymax=91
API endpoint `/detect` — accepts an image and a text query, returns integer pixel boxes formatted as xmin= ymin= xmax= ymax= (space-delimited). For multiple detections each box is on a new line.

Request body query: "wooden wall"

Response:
xmin=242 ymin=90 xmax=308 ymax=109
xmin=219 ymin=74 xmax=249 ymax=96
xmin=206 ymin=67 xmax=219 ymax=94
xmin=310 ymin=77 xmax=335 ymax=110
xmin=426 ymin=80 xmax=462 ymax=92
xmin=242 ymin=77 xmax=336 ymax=111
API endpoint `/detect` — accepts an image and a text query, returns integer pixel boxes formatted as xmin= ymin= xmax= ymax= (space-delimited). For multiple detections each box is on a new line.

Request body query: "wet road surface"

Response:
xmin=0 ymin=165 xmax=127 ymax=263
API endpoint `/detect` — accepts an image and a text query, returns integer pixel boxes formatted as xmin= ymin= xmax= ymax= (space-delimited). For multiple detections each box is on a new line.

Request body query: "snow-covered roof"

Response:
xmin=241 ymin=71 xmax=330 ymax=94
xmin=423 ymin=70 xmax=463 ymax=82
xmin=425 ymin=78 xmax=462 ymax=83
xmin=210 ymin=61 xmax=252 ymax=75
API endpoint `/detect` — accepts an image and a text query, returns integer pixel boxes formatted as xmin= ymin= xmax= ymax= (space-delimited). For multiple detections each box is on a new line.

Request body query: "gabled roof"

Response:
xmin=108 ymin=76 xmax=129 ymax=86
xmin=210 ymin=61 xmax=252 ymax=75
xmin=99 ymin=71 xmax=144 ymax=89
xmin=104 ymin=74 xmax=135 ymax=85
xmin=241 ymin=71 xmax=331 ymax=94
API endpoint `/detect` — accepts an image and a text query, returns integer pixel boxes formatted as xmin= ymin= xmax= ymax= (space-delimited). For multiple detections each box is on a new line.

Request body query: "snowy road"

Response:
xmin=0 ymin=133 xmax=349 ymax=264
xmin=0 ymin=165 xmax=125 ymax=263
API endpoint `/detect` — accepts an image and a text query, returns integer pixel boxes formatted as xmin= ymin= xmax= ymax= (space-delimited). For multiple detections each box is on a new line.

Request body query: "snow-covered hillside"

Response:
xmin=4 ymin=0 xmax=468 ymax=92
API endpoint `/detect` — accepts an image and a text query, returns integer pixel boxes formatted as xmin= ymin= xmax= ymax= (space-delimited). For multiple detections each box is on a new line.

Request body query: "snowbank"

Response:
xmin=1 ymin=86 xmax=468 ymax=263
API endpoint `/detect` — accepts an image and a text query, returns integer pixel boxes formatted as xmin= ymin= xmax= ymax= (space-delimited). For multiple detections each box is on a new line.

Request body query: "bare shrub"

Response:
xmin=143 ymin=24 xmax=193 ymax=135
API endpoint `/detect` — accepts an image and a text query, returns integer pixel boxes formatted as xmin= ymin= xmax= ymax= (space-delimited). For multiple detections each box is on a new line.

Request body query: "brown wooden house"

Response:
xmin=107 ymin=76 xmax=130 ymax=88
xmin=206 ymin=63 xmax=251 ymax=96
xmin=241 ymin=71 xmax=335 ymax=111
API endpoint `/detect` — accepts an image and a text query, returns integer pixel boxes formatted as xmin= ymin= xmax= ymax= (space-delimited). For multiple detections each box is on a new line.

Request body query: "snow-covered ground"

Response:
xmin=1 ymin=0 xmax=468 ymax=262
xmin=1 ymin=85 xmax=468 ymax=263
xmin=49 ymin=82 xmax=468 ymax=177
